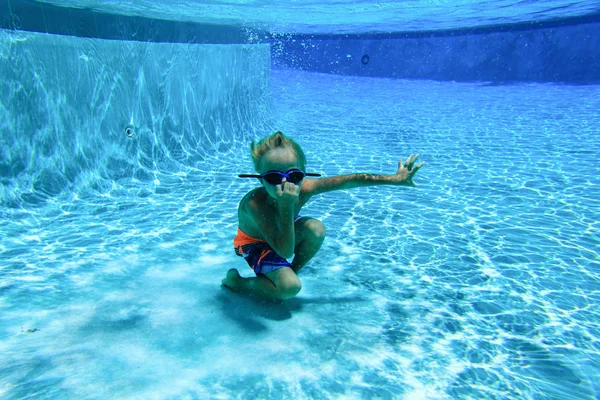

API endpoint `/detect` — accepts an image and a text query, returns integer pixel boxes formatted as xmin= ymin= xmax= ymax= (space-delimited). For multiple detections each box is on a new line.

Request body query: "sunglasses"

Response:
xmin=238 ymin=169 xmax=321 ymax=185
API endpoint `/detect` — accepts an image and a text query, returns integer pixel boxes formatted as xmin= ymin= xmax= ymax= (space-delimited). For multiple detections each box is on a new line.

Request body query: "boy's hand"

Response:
xmin=392 ymin=154 xmax=425 ymax=186
xmin=275 ymin=181 xmax=300 ymax=205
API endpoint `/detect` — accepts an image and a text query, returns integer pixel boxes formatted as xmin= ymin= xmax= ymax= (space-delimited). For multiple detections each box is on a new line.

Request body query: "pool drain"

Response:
xmin=361 ymin=54 xmax=370 ymax=65
xmin=125 ymin=124 xmax=135 ymax=138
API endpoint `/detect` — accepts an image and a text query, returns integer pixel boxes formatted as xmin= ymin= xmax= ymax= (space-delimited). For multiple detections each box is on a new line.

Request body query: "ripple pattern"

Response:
xmin=1 ymin=65 xmax=599 ymax=398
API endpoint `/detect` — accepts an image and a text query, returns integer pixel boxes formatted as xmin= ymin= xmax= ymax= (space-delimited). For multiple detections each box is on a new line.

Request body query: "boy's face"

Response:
xmin=258 ymin=147 xmax=303 ymax=198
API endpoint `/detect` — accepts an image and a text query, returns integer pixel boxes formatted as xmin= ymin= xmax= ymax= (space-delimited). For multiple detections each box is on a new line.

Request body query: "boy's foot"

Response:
xmin=221 ymin=268 xmax=242 ymax=291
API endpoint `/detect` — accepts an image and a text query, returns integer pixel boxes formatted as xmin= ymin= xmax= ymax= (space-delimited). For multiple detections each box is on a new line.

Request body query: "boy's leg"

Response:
xmin=222 ymin=217 xmax=324 ymax=299
xmin=222 ymin=267 xmax=301 ymax=300
xmin=291 ymin=218 xmax=326 ymax=273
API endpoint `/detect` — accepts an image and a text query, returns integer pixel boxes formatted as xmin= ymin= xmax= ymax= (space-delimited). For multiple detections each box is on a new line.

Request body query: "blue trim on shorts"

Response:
xmin=249 ymin=250 xmax=292 ymax=275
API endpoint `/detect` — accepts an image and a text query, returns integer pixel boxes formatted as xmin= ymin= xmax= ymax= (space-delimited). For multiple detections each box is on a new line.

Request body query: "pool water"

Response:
xmin=14 ymin=0 xmax=600 ymax=33
xmin=2 ymin=63 xmax=599 ymax=398
xmin=1 ymin=2 xmax=600 ymax=399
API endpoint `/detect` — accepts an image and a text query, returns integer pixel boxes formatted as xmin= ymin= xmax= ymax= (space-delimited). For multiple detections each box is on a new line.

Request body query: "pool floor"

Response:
xmin=1 ymin=69 xmax=599 ymax=399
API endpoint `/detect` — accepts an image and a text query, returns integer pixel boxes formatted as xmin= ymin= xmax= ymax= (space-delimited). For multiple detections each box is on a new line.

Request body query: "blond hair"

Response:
xmin=251 ymin=131 xmax=307 ymax=171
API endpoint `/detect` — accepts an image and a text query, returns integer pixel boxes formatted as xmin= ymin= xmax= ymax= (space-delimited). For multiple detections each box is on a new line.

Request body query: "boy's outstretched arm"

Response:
xmin=303 ymin=154 xmax=424 ymax=197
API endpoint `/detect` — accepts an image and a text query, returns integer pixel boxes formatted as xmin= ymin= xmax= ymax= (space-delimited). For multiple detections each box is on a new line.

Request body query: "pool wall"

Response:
xmin=0 ymin=29 xmax=271 ymax=206
xmin=0 ymin=0 xmax=253 ymax=43
xmin=3 ymin=2 xmax=599 ymax=83
xmin=272 ymin=22 xmax=600 ymax=83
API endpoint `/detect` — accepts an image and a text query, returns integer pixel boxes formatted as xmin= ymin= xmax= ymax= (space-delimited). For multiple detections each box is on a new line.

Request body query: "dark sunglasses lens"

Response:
xmin=263 ymin=173 xmax=283 ymax=185
xmin=288 ymin=171 xmax=305 ymax=183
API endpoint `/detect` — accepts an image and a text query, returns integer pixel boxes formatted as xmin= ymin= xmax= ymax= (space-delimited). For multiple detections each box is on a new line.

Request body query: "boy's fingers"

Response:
xmin=400 ymin=155 xmax=423 ymax=172
xmin=280 ymin=182 xmax=299 ymax=196
xmin=411 ymin=162 xmax=423 ymax=171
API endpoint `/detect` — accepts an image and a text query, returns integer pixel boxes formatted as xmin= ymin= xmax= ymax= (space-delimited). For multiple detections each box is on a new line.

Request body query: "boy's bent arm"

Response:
xmin=246 ymin=194 xmax=296 ymax=259
xmin=303 ymin=154 xmax=425 ymax=196
xmin=267 ymin=204 xmax=296 ymax=259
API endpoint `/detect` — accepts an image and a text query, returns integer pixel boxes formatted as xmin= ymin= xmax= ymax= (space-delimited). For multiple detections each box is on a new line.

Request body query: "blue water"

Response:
xmin=29 ymin=0 xmax=600 ymax=33
xmin=1 ymin=3 xmax=600 ymax=400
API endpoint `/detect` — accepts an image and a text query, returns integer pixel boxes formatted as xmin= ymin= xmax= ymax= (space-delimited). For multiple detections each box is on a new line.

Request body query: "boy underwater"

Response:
xmin=222 ymin=131 xmax=424 ymax=300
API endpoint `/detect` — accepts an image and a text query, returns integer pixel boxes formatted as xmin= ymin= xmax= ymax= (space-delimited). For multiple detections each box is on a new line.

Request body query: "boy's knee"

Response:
xmin=306 ymin=219 xmax=326 ymax=241
xmin=276 ymin=276 xmax=302 ymax=300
